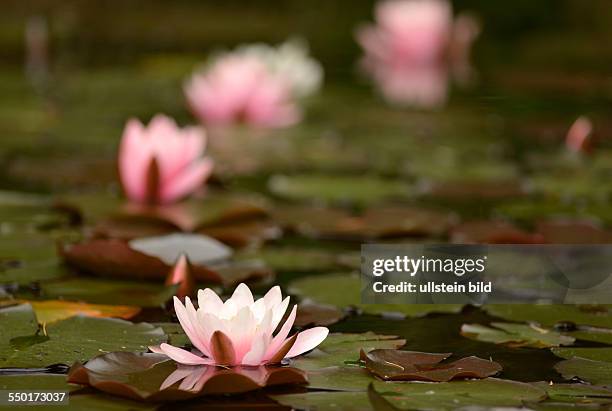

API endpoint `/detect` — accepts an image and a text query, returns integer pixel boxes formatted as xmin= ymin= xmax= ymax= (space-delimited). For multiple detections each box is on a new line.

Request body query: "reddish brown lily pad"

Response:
xmin=450 ymin=220 xmax=544 ymax=244
xmin=294 ymin=300 xmax=346 ymax=327
xmin=198 ymin=220 xmax=282 ymax=248
xmin=60 ymin=239 xmax=222 ymax=283
xmin=361 ymin=349 xmax=502 ymax=382
xmin=536 ymin=220 xmax=612 ymax=244
xmin=274 ymin=205 xmax=455 ymax=240
xmin=67 ymin=352 xmax=308 ymax=402
xmin=60 ymin=239 xmax=272 ymax=286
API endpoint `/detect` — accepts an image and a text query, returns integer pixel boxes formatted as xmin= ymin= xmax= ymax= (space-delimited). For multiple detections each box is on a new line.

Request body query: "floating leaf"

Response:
xmin=67 ymin=351 xmax=307 ymax=401
xmin=484 ymin=305 xmax=612 ymax=329
xmin=0 ymin=374 xmax=157 ymax=410
xmin=450 ymin=220 xmax=543 ymax=244
xmin=294 ymin=300 xmax=346 ymax=327
xmin=552 ymin=347 xmax=612 ymax=363
xmin=0 ymin=304 xmax=166 ymax=368
xmin=361 ymin=349 xmax=502 ymax=382
xmin=268 ymin=174 xmax=411 ymax=205
xmin=61 ymin=237 xmax=232 ymax=284
xmin=272 ymin=378 xmax=547 ymax=411
xmin=198 ymin=220 xmax=281 ymax=248
xmin=421 ymin=180 xmax=526 ymax=200
xmin=555 ymin=358 xmax=612 ymax=386
xmin=290 ymin=332 xmax=405 ymax=371
xmin=129 ymin=234 xmax=232 ymax=266
xmin=531 ymin=381 xmax=612 ymax=404
xmin=536 ymin=220 xmax=612 ymax=244
xmin=14 ymin=300 xmax=141 ymax=323
xmin=39 ymin=277 xmax=176 ymax=307
xmin=461 ymin=322 xmax=575 ymax=348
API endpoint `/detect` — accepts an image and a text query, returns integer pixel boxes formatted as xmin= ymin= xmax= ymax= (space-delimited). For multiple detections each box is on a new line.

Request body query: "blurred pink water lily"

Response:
xmin=185 ymin=40 xmax=322 ymax=128
xmin=356 ymin=0 xmax=480 ymax=108
xmin=566 ymin=116 xmax=593 ymax=153
xmin=150 ymin=284 xmax=329 ymax=366
xmin=119 ymin=114 xmax=213 ymax=204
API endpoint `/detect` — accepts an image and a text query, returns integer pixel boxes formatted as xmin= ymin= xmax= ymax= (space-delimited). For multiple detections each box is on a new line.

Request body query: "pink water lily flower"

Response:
xmin=150 ymin=284 xmax=329 ymax=366
xmin=357 ymin=0 xmax=453 ymax=67
xmin=185 ymin=54 xmax=300 ymax=128
xmin=119 ymin=114 xmax=214 ymax=204
xmin=356 ymin=0 xmax=480 ymax=108
xmin=566 ymin=116 xmax=593 ymax=153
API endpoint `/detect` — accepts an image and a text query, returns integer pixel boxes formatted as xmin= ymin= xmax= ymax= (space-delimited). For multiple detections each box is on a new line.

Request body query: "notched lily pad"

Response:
xmin=67 ymin=351 xmax=308 ymax=401
xmin=361 ymin=349 xmax=502 ymax=382
xmin=461 ymin=322 xmax=576 ymax=348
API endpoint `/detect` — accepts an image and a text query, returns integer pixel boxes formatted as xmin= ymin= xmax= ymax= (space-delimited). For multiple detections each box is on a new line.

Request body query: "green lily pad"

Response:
xmin=290 ymin=332 xmax=405 ymax=371
xmin=0 ymin=304 xmax=166 ymax=368
xmin=461 ymin=322 xmax=576 ymax=348
xmin=552 ymin=347 xmax=612 ymax=363
xmin=555 ymin=358 xmax=612 ymax=386
xmin=288 ymin=273 xmax=463 ymax=317
xmin=484 ymin=305 xmax=612 ymax=329
xmin=268 ymin=174 xmax=411 ymax=205
xmin=531 ymin=381 xmax=612 ymax=404
xmin=272 ymin=378 xmax=547 ymax=411
xmin=38 ymin=277 xmax=176 ymax=307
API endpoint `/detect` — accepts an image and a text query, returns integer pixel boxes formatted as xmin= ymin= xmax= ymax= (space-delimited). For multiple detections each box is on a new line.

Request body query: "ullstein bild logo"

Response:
xmin=361 ymin=244 xmax=612 ymax=305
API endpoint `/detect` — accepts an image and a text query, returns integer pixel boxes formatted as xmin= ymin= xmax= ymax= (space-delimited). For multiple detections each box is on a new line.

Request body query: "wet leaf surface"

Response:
xmin=272 ymin=378 xmax=547 ymax=411
xmin=10 ymin=299 xmax=141 ymax=323
xmin=361 ymin=349 xmax=502 ymax=382
xmin=555 ymin=357 xmax=612 ymax=386
xmin=531 ymin=381 xmax=612 ymax=404
xmin=0 ymin=304 xmax=165 ymax=368
xmin=485 ymin=305 xmax=612 ymax=329
xmin=290 ymin=332 xmax=406 ymax=371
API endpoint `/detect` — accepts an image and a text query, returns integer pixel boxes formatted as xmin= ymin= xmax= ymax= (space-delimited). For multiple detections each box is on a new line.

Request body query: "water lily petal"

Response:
xmin=241 ymin=334 xmax=270 ymax=366
xmin=229 ymin=283 xmax=255 ymax=309
xmin=265 ymin=304 xmax=297 ymax=360
xmin=157 ymin=343 xmax=213 ymax=365
xmin=197 ymin=288 xmax=224 ymax=314
xmin=210 ymin=330 xmax=236 ymax=365
xmin=160 ymin=157 xmax=213 ymax=204
xmin=268 ymin=333 xmax=297 ymax=364
xmin=285 ymin=327 xmax=330 ymax=358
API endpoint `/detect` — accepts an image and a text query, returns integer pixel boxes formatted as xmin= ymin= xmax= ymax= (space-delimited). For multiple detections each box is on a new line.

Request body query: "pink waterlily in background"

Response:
xmin=566 ymin=116 xmax=593 ymax=153
xmin=356 ymin=0 xmax=480 ymax=108
xmin=150 ymin=284 xmax=329 ymax=366
xmin=185 ymin=40 xmax=322 ymax=128
xmin=119 ymin=114 xmax=214 ymax=204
